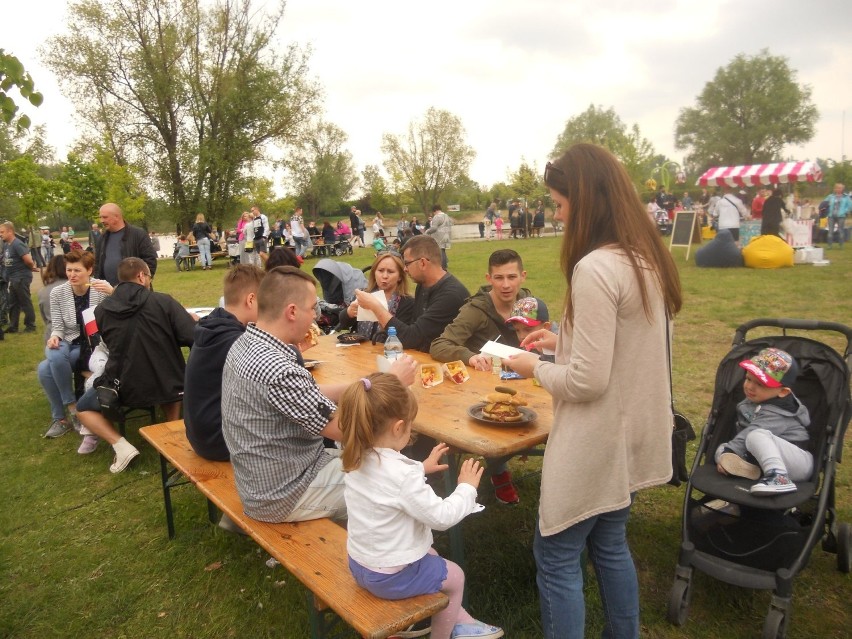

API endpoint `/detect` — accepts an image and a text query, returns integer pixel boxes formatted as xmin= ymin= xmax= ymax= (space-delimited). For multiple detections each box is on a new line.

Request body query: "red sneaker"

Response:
xmin=490 ymin=470 xmax=519 ymax=504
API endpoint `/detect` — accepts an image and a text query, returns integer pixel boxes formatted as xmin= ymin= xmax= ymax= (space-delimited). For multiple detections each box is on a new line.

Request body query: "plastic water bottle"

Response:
xmin=384 ymin=327 xmax=403 ymax=360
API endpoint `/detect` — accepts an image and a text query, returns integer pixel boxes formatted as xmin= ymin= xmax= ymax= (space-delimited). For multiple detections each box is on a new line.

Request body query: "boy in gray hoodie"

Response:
xmin=715 ymin=348 xmax=812 ymax=495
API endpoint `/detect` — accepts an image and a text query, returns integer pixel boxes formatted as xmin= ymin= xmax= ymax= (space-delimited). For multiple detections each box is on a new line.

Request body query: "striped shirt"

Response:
xmin=221 ymin=324 xmax=336 ymax=522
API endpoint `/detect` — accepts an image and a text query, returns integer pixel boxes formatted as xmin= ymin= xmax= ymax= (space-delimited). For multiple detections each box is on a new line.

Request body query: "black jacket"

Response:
xmin=183 ymin=307 xmax=246 ymax=461
xmin=95 ymin=223 xmax=158 ymax=283
xmin=386 ymin=272 xmax=469 ymax=352
xmin=95 ymin=282 xmax=195 ymax=407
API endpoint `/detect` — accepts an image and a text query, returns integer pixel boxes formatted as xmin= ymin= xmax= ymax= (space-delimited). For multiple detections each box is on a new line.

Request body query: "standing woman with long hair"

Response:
xmin=191 ymin=213 xmax=214 ymax=270
xmin=506 ymin=144 xmax=682 ymax=639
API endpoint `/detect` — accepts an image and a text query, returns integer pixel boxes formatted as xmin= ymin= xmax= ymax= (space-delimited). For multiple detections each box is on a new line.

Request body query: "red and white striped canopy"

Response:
xmin=696 ymin=161 xmax=823 ymax=187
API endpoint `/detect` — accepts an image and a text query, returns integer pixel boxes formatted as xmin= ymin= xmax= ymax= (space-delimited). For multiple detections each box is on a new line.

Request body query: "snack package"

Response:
xmin=500 ymin=370 xmax=523 ymax=381
xmin=420 ymin=364 xmax=443 ymax=388
xmin=443 ymin=360 xmax=470 ymax=384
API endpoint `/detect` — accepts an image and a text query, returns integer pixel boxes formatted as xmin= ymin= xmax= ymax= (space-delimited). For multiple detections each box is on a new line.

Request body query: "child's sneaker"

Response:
xmin=451 ymin=621 xmax=504 ymax=638
xmin=750 ymin=471 xmax=797 ymax=495
xmin=490 ymin=470 xmax=519 ymax=505
xmin=719 ymin=452 xmax=761 ymax=480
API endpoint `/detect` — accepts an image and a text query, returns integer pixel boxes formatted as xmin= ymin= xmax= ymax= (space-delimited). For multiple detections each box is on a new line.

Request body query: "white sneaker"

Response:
xmin=109 ymin=438 xmax=140 ymax=473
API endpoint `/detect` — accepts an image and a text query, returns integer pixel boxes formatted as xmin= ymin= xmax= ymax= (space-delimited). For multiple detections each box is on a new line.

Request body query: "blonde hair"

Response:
xmin=339 ymin=373 xmax=418 ymax=472
xmin=367 ymin=254 xmax=409 ymax=297
xmin=195 ymin=213 xmax=206 ymax=223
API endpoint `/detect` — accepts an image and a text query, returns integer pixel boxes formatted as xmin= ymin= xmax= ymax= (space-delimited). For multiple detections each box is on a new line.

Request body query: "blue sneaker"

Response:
xmin=750 ymin=471 xmax=797 ymax=495
xmin=451 ymin=621 xmax=504 ymax=638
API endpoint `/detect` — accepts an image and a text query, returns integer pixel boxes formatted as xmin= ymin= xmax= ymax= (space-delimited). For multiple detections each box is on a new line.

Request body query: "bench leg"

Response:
xmin=207 ymin=498 xmax=218 ymax=525
xmin=159 ymin=453 xmax=177 ymax=539
xmin=307 ymin=592 xmax=349 ymax=639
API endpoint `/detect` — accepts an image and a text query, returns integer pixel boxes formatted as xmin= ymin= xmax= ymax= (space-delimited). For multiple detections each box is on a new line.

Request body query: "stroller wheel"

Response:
xmin=348 ymin=246 xmax=353 ymax=255
xmin=837 ymin=521 xmax=852 ymax=573
xmin=762 ymin=608 xmax=788 ymax=639
xmin=334 ymin=247 xmax=344 ymax=256
xmin=666 ymin=577 xmax=691 ymax=626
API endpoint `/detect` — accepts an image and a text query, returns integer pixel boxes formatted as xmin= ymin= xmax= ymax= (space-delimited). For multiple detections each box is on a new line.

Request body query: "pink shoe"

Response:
xmin=77 ymin=435 xmax=100 ymax=455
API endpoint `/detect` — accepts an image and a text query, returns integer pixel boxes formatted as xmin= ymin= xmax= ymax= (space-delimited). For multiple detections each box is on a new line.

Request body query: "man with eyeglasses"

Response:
xmin=75 ymin=257 xmax=196 ymax=473
xmin=354 ymin=235 xmax=468 ymax=352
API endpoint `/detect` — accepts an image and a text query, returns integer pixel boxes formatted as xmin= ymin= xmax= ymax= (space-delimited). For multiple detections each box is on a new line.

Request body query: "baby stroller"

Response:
xmin=667 ymin=318 xmax=852 ymax=639
xmin=226 ymin=238 xmax=240 ymax=266
xmin=311 ymin=259 xmax=367 ymax=334
xmin=331 ymin=235 xmax=354 ymax=256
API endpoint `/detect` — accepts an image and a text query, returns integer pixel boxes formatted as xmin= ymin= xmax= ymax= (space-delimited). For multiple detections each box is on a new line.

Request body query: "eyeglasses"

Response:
xmin=403 ymin=257 xmax=423 ymax=268
xmin=544 ymin=161 xmax=566 ymax=186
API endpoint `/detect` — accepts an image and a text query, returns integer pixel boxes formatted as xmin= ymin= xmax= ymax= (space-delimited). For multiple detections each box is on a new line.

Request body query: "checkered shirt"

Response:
xmin=221 ymin=324 xmax=336 ymax=522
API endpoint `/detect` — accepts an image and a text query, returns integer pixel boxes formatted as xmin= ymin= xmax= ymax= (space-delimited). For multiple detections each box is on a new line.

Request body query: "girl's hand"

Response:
xmin=388 ymin=354 xmax=417 ymax=387
xmin=423 ymin=442 xmax=449 ymax=475
xmin=505 ymin=352 xmax=540 ymax=379
xmin=457 ymin=457 xmax=484 ymax=489
xmin=346 ymin=299 xmax=358 ymax=319
xmin=519 ymin=328 xmax=557 ymax=353
xmin=47 ymin=336 xmax=60 ymax=349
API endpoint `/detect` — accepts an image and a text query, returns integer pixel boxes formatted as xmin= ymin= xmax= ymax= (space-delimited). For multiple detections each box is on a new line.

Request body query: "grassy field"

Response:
xmin=0 ymin=237 xmax=849 ymax=638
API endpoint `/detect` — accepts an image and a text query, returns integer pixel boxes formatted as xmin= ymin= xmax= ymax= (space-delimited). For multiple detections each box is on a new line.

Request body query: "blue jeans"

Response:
xmin=534 ymin=504 xmax=639 ymax=639
xmin=293 ymin=235 xmax=309 ymax=257
xmin=196 ymin=237 xmax=212 ymax=267
xmin=37 ymin=341 xmax=81 ymax=420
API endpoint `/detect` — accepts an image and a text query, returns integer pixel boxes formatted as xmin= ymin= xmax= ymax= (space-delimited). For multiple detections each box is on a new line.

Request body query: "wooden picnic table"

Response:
xmin=307 ymin=335 xmax=553 ymax=568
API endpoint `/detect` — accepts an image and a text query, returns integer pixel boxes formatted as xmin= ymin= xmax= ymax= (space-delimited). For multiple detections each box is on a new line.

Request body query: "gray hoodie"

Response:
xmin=722 ymin=393 xmax=810 ymax=459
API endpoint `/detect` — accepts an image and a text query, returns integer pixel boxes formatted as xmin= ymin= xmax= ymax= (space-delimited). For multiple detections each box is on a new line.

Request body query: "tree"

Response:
xmin=59 ymin=153 xmax=106 ymax=222
xmin=360 ymin=164 xmax=392 ymax=214
xmin=45 ymin=0 xmax=321 ymax=228
xmin=552 ymin=105 xmax=657 ymax=185
xmin=507 ymin=160 xmax=545 ymax=203
xmin=0 ymin=155 xmax=63 ymax=230
xmin=285 ymin=121 xmax=357 ymax=217
xmin=382 ymin=107 xmax=475 ymax=214
xmin=0 ymin=50 xmax=43 ymax=130
xmin=675 ymin=49 xmax=818 ymax=168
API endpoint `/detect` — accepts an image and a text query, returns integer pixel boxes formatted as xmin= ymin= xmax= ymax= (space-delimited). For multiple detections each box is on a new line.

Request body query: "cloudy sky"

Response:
xmin=3 ymin=0 xmax=851 ymax=190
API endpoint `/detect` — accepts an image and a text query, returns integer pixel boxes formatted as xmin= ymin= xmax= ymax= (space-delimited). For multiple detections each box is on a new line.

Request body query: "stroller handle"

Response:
xmin=733 ymin=318 xmax=852 ymax=354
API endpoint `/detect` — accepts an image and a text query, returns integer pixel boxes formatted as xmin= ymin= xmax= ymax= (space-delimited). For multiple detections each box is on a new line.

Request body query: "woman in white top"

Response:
xmin=37 ymin=250 xmax=112 ymax=439
xmin=507 ymin=144 xmax=682 ymax=639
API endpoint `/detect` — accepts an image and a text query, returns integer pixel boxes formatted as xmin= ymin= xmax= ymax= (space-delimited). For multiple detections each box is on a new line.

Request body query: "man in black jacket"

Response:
xmin=94 ymin=203 xmax=158 ymax=285
xmin=75 ymin=258 xmax=196 ymax=473
xmin=184 ymin=265 xmax=265 ymax=461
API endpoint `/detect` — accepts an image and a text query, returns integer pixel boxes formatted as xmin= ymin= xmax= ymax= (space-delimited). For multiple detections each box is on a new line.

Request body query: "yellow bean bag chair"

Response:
xmin=742 ymin=234 xmax=794 ymax=269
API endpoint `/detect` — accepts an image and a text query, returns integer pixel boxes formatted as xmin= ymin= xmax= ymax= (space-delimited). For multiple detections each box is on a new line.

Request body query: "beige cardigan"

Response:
xmin=534 ymin=247 xmax=673 ymax=536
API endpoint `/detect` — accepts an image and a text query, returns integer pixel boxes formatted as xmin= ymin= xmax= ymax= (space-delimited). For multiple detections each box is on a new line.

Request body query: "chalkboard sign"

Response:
xmin=670 ymin=211 xmax=697 ymax=260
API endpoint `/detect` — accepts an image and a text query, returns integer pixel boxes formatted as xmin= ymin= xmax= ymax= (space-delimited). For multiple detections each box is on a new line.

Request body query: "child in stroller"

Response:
xmin=715 ymin=348 xmax=813 ymax=495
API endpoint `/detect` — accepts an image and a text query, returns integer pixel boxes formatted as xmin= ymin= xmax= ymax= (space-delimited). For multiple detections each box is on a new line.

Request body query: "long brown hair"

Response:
xmin=545 ymin=143 xmax=682 ymax=323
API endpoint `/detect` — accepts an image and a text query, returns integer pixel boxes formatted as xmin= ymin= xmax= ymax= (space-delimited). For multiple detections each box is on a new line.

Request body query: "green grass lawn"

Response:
xmin=0 ymin=238 xmax=849 ymax=638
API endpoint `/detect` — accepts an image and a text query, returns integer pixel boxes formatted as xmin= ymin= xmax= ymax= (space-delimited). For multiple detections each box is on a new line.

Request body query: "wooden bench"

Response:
xmin=140 ymin=421 xmax=447 ymax=639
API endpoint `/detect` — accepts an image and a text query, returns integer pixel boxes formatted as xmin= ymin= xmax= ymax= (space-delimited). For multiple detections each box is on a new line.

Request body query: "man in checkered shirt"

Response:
xmin=221 ymin=266 xmax=417 ymax=523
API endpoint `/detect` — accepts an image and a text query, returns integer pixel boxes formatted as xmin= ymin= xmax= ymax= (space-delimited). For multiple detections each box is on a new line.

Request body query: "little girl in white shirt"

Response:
xmin=339 ymin=373 xmax=503 ymax=639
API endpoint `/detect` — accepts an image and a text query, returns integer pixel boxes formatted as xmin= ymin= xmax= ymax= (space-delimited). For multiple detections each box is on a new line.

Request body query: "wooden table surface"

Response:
xmin=307 ymin=335 xmax=552 ymax=458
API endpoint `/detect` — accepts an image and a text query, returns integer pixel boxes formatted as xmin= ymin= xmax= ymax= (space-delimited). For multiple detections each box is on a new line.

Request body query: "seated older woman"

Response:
xmin=337 ymin=251 xmax=415 ymax=342
xmin=38 ymin=250 xmax=113 ymax=439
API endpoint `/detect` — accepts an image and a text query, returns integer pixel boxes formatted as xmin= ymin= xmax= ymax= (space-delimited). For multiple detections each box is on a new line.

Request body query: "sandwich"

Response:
xmin=481 ymin=386 xmax=527 ymax=422
xmin=304 ymin=322 xmax=321 ymax=347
